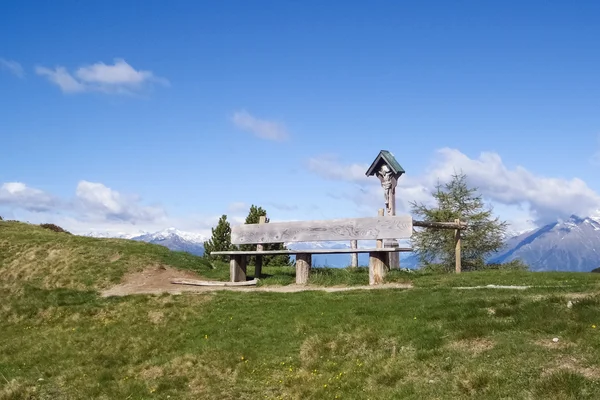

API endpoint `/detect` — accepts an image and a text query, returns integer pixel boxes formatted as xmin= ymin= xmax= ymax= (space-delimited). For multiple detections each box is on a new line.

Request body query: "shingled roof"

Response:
xmin=365 ymin=150 xmax=405 ymax=177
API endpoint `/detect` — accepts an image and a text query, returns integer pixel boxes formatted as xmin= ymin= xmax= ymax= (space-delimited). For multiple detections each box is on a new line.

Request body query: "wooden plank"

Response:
xmin=296 ymin=254 xmax=311 ymax=285
xmin=350 ymin=239 xmax=358 ymax=267
xmin=255 ymin=216 xmax=266 ymax=278
xmin=171 ymin=278 xmax=258 ymax=287
xmin=376 ymin=209 xmax=384 ymax=249
xmin=455 ymin=218 xmax=462 ymax=274
xmin=211 ymin=247 xmax=414 ymax=256
xmin=230 ymin=255 xmax=247 ymax=282
xmin=230 ymin=214 xmax=413 ymax=245
xmin=413 ymin=220 xmax=467 ymax=230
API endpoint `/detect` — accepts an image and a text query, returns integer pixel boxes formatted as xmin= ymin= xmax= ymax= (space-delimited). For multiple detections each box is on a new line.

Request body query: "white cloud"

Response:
xmin=308 ymin=148 xmax=600 ymax=226
xmin=228 ymin=202 xmax=248 ymax=213
xmin=35 ymin=66 xmax=85 ymax=93
xmin=0 ymin=181 xmax=237 ymax=238
xmin=35 ymin=59 xmax=168 ymax=94
xmin=307 ymin=155 xmax=372 ymax=185
xmin=75 ymin=181 xmax=166 ymax=223
xmin=76 ymin=59 xmax=154 ymax=85
xmin=0 ymin=58 xmax=24 ymax=78
xmin=232 ymin=110 xmax=289 ymax=141
xmin=0 ymin=182 xmax=57 ymax=212
xmin=425 ymin=148 xmax=600 ymax=223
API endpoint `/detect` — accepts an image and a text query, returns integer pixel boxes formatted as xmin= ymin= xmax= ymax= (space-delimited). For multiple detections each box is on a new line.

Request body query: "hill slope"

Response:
xmin=4 ymin=221 xmax=600 ymax=399
xmin=0 ymin=221 xmax=216 ymax=291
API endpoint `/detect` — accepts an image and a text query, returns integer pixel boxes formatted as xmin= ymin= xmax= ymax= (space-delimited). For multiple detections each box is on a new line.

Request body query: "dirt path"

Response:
xmin=100 ymin=266 xmax=413 ymax=297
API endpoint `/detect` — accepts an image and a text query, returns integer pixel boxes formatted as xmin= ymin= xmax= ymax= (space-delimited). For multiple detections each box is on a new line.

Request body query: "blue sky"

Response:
xmin=2 ymin=0 xmax=600 ymax=236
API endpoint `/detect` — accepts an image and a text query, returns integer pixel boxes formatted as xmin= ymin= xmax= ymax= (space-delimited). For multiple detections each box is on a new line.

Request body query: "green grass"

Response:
xmin=0 ymin=221 xmax=228 ymax=292
xmin=2 ymin=220 xmax=600 ymax=399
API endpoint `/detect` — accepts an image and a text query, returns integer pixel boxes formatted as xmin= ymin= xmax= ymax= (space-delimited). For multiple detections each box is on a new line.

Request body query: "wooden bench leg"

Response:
xmin=230 ymin=255 xmax=247 ymax=282
xmin=369 ymin=252 xmax=388 ymax=285
xmin=296 ymin=254 xmax=311 ymax=285
xmin=255 ymin=255 xmax=263 ymax=279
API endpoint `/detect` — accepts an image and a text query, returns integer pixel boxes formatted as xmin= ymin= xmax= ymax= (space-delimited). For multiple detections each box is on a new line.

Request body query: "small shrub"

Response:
xmin=39 ymin=223 xmax=72 ymax=235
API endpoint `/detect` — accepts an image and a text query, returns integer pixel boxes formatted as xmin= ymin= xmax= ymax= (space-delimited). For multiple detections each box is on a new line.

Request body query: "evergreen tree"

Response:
xmin=241 ymin=205 xmax=291 ymax=267
xmin=410 ymin=172 xmax=507 ymax=271
xmin=203 ymin=214 xmax=235 ymax=262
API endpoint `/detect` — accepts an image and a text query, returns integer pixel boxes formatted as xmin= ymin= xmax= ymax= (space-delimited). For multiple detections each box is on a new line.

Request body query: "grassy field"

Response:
xmin=2 ymin=221 xmax=600 ymax=399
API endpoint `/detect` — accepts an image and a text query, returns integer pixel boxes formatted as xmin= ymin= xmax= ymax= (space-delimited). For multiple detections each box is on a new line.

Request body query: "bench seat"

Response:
xmin=211 ymin=214 xmax=414 ymax=285
xmin=211 ymin=247 xmax=413 ymax=256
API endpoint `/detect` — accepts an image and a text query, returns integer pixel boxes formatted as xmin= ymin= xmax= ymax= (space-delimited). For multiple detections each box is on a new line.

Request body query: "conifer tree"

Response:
xmin=410 ymin=172 xmax=507 ymax=271
xmin=203 ymin=214 xmax=235 ymax=262
xmin=241 ymin=205 xmax=291 ymax=267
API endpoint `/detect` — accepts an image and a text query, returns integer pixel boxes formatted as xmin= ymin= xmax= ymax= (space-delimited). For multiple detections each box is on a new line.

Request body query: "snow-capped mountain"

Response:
xmin=131 ymin=228 xmax=206 ymax=243
xmin=83 ymin=228 xmax=206 ymax=257
xmin=84 ymin=231 xmax=140 ymax=239
xmin=491 ymin=215 xmax=600 ymax=272
xmin=80 ymin=216 xmax=600 ymax=271
xmin=130 ymin=228 xmax=206 ymax=256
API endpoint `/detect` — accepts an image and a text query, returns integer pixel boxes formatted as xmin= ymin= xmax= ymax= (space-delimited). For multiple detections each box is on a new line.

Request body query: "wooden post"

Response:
xmin=369 ymin=252 xmax=387 ymax=285
xmin=296 ymin=253 xmax=311 ymax=285
xmin=230 ymin=255 xmax=247 ymax=282
xmin=369 ymin=209 xmax=388 ymax=285
xmin=350 ymin=239 xmax=358 ymax=267
xmin=387 ymin=240 xmax=399 ymax=270
xmin=255 ymin=216 xmax=266 ymax=278
xmin=454 ymin=218 xmax=461 ymax=274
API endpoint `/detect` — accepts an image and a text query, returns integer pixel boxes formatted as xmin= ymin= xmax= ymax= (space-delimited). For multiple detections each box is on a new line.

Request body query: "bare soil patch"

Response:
xmin=100 ymin=266 xmax=413 ymax=297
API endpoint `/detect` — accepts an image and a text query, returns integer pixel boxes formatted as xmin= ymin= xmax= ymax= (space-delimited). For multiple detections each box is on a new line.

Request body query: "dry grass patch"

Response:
xmin=139 ymin=365 xmax=165 ymax=381
xmin=535 ymin=337 xmax=576 ymax=350
xmin=448 ymin=338 xmax=495 ymax=355
xmin=543 ymin=356 xmax=600 ymax=380
xmin=0 ymin=379 xmax=37 ymax=400
xmin=147 ymin=310 xmax=164 ymax=325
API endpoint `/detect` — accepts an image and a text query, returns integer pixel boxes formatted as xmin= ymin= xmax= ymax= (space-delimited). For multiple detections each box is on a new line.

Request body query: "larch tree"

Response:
xmin=410 ymin=172 xmax=507 ymax=271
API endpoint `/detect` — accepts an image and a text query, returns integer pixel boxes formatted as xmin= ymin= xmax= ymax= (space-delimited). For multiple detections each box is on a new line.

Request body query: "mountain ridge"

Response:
xmin=490 ymin=215 xmax=600 ymax=272
xmin=82 ymin=214 xmax=600 ymax=271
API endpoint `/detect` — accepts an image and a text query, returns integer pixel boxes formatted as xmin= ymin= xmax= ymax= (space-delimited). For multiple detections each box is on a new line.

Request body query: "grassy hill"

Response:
xmin=2 ymin=220 xmax=600 ymax=399
xmin=0 ymin=221 xmax=225 ymax=292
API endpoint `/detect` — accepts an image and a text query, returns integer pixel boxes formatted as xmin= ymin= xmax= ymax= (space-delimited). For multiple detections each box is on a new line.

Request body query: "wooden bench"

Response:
xmin=210 ymin=214 xmax=413 ymax=285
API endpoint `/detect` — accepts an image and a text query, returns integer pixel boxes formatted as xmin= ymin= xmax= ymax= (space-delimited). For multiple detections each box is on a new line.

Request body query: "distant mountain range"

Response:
xmin=85 ymin=228 xmax=206 ymax=257
xmin=490 ymin=215 xmax=600 ymax=272
xmin=83 ymin=215 xmax=600 ymax=272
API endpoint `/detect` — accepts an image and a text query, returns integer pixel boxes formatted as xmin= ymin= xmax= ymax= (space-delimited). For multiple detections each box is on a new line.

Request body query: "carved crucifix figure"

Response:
xmin=376 ymin=164 xmax=396 ymax=216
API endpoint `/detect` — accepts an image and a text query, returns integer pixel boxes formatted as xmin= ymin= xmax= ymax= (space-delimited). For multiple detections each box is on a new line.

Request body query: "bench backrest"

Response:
xmin=230 ymin=215 xmax=412 ymax=245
